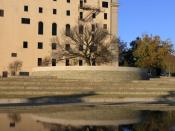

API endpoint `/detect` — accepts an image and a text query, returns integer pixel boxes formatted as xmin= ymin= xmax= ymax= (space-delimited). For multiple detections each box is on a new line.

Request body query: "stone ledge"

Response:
xmin=32 ymin=66 xmax=148 ymax=81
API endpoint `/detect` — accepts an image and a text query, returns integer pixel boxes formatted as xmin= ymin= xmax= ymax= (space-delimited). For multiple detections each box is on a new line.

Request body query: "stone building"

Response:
xmin=0 ymin=0 xmax=118 ymax=76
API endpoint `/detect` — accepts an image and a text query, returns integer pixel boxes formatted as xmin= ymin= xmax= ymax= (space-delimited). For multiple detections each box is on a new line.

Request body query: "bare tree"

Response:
xmin=42 ymin=56 xmax=51 ymax=66
xmin=52 ymin=24 xmax=118 ymax=66
xmin=8 ymin=60 xmax=22 ymax=76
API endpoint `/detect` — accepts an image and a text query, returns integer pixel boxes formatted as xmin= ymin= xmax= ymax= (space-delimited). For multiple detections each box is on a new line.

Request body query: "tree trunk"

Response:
xmin=85 ymin=58 xmax=91 ymax=66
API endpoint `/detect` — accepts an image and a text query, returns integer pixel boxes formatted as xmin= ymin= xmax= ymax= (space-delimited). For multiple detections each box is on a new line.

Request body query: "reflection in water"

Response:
xmin=7 ymin=113 xmax=21 ymax=128
xmin=0 ymin=111 xmax=175 ymax=131
xmin=133 ymin=111 xmax=175 ymax=131
xmin=42 ymin=122 xmax=119 ymax=131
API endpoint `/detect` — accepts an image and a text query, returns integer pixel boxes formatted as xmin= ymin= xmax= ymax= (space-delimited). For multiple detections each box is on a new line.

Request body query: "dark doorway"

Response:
xmin=79 ymin=60 xmax=83 ymax=66
xmin=80 ymin=0 xmax=83 ymax=8
xmin=52 ymin=59 xmax=56 ymax=66
xmin=66 ymin=59 xmax=70 ymax=66
xmin=92 ymin=58 xmax=96 ymax=66
xmin=2 ymin=71 xmax=8 ymax=78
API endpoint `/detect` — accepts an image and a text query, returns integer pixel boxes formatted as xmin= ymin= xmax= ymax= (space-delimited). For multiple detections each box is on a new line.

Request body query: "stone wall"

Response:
xmin=32 ymin=66 xmax=148 ymax=82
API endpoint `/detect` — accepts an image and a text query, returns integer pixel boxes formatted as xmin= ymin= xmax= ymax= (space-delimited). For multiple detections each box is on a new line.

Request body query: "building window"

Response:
xmin=103 ymin=24 xmax=107 ymax=30
xmin=38 ymin=42 xmax=43 ymax=49
xmin=92 ymin=58 xmax=96 ymax=66
xmin=66 ymin=10 xmax=70 ymax=16
xmin=52 ymin=59 xmax=56 ymax=66
xmin=90 ymin=44 xmax=97 ymax=52
xmin=21 ymin=18 xmax=30 ymax=24
xmin=39 ymin=7 xmax=43 ymax=13
xmin=19 ymin=72 xmax=29 ymax=76
xmin=53 ymin=9 xmax=57 ymax=14
xmin=10 ymin=122 xmax=15 ymax=128
xmin=24 ymin=5 xmax=28 ymax=12
xmin=67 ymin=0 xmax=70 ymax=3
xmin=65 ymin=24 xmax=71 ymax=36
xmin=79 ymin=44 xmax=83 ymax=51
xmin=65 ymin=59 xmax=70 ymax=66
xmin=52 ymin=23 xmax=57 ymax=36
xmin=80 ymin=0 xmax=83 ymax=8
xmin=38 ymin=58 xmax=42 ymax=66
xmin=79 ymin=60 xmax=83 ymax=66
xmin=92 ymin=13 xmax=96 ymax=19
xmin=104 ymin=13 xmax=107 ymax=19
xmin=80 ymin=12 xmax=83 ymax=19
xmin=11 ymin=53 xmax=17 ymax=57
xmin=102 ymin=1 xmax=108 ymax=8
xmin=79 ymin=25 xmax=84 ymax=34
xmin=38 ymin=21 xmax=43 ymax=35
xmin=23 ymin=41 xmax=28 ymax=48
xmin=92 ymin=24 xmax=95 ymax=31
xmin=0 ymin=9 xmax=4 ymax=17
xmin=92 ymin=34 xmax=95 ymax=41
xmin=65 ymin=44 xmax=70 ymax=51
xmin=52 ymin=43 xmax=57 ymax=50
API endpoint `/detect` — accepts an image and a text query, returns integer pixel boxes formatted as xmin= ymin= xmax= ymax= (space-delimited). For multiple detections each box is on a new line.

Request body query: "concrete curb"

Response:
xmin=31 ymin=115 xmax=140 ymax=126
xmin=0 ymin=97 xmax=167 ymax=105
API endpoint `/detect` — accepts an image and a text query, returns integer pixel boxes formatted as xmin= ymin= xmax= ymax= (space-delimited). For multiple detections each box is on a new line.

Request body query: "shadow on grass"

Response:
xmin=157 ymin=91 xmax=175 ymax=106
xmin=0 ymin=91 xmax=96 ymax=107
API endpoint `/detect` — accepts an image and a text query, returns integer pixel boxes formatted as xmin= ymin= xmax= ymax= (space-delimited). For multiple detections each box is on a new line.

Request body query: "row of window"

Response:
xmin=23 ymin=1 xmax=108 ymax=17
xmin=38 ymin=58 xmax=84 ymax=66
xmin=23 ymin=1 xmax=108 ymax=14
xmin=21 ymin=19 xmax=108 ymax=35
xmin=22 ymin=43 xmax=71 ymax=51
xmin=80 ymin=1 xmax=108 ymax=8
xmin=10 ymin=42 xmax=67 ymax=50
xmin=0 ymin=0 xmax=108 ymax=17
xmin=10 ymin=53 xmax=84 ymax=66
xmin=24 ymin=5 xmax=71 ymax=16
xmin=79 ymin=12 xmax=108 ymax=20
xmin=22 ymin=42 xmax=57 ymax=49
xmin=21 ymin=19 xmax=58 ymax=35
xmin=12 ymin=42 xmax=82 ymax=57
xmin=53 ymin=0 xmax=71 ymax=3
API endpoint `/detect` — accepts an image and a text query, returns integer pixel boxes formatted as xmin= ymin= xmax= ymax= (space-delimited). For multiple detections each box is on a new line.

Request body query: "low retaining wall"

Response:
xmin=32 ymin=115 xmax=140 ymax=126
xmin=32 ymin=66 xmax=148 ymax=81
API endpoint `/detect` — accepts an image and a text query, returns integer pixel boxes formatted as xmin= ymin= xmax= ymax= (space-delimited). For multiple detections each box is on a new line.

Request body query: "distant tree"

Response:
xmin=8 ymin=60 xmax=23 ymax=76
xmin=133 ymin=111 xmax=175 ymax=131
xmin=118 ymin=38 xmax=128 ymax=66
xmin=118 ymin=37 xmax=139 ymax=67
xmin=127 ymin=37 xmax=141 ymax=67
xmin=163 ymin=54 xmax=175 ymax=76
xmin=132 ymin=34 xmax=173 ymax=74
xmin=51 ymin=24 xmax=118 ymax=66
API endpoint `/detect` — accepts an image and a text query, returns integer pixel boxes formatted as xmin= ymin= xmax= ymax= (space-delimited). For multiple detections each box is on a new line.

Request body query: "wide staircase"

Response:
xmin=0 ymin=76 xmax=174 ymax=103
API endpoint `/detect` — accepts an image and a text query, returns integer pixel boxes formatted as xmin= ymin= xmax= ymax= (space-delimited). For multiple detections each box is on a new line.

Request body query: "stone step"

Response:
xmin=0 ymin=78 xmax=79 ymax=82
xmin=1 ymin=78 xmax=174 ymax=86
xmin=0 ymin=83 xmax=118 ymax=88
xmin=0 ymin=86 xmax=174 ymax=92
xmin=0 ymin=88 xmax=171 ymax=94
xmin=0 ymin=91 xmax=169 ymax=99
xmin=0 ymin=82 xmax=174 ymax=89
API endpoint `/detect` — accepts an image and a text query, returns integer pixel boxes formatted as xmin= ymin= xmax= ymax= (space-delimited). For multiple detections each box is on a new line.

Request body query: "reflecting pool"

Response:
xmin=0 ymin=109 xmax=175 ymax=131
